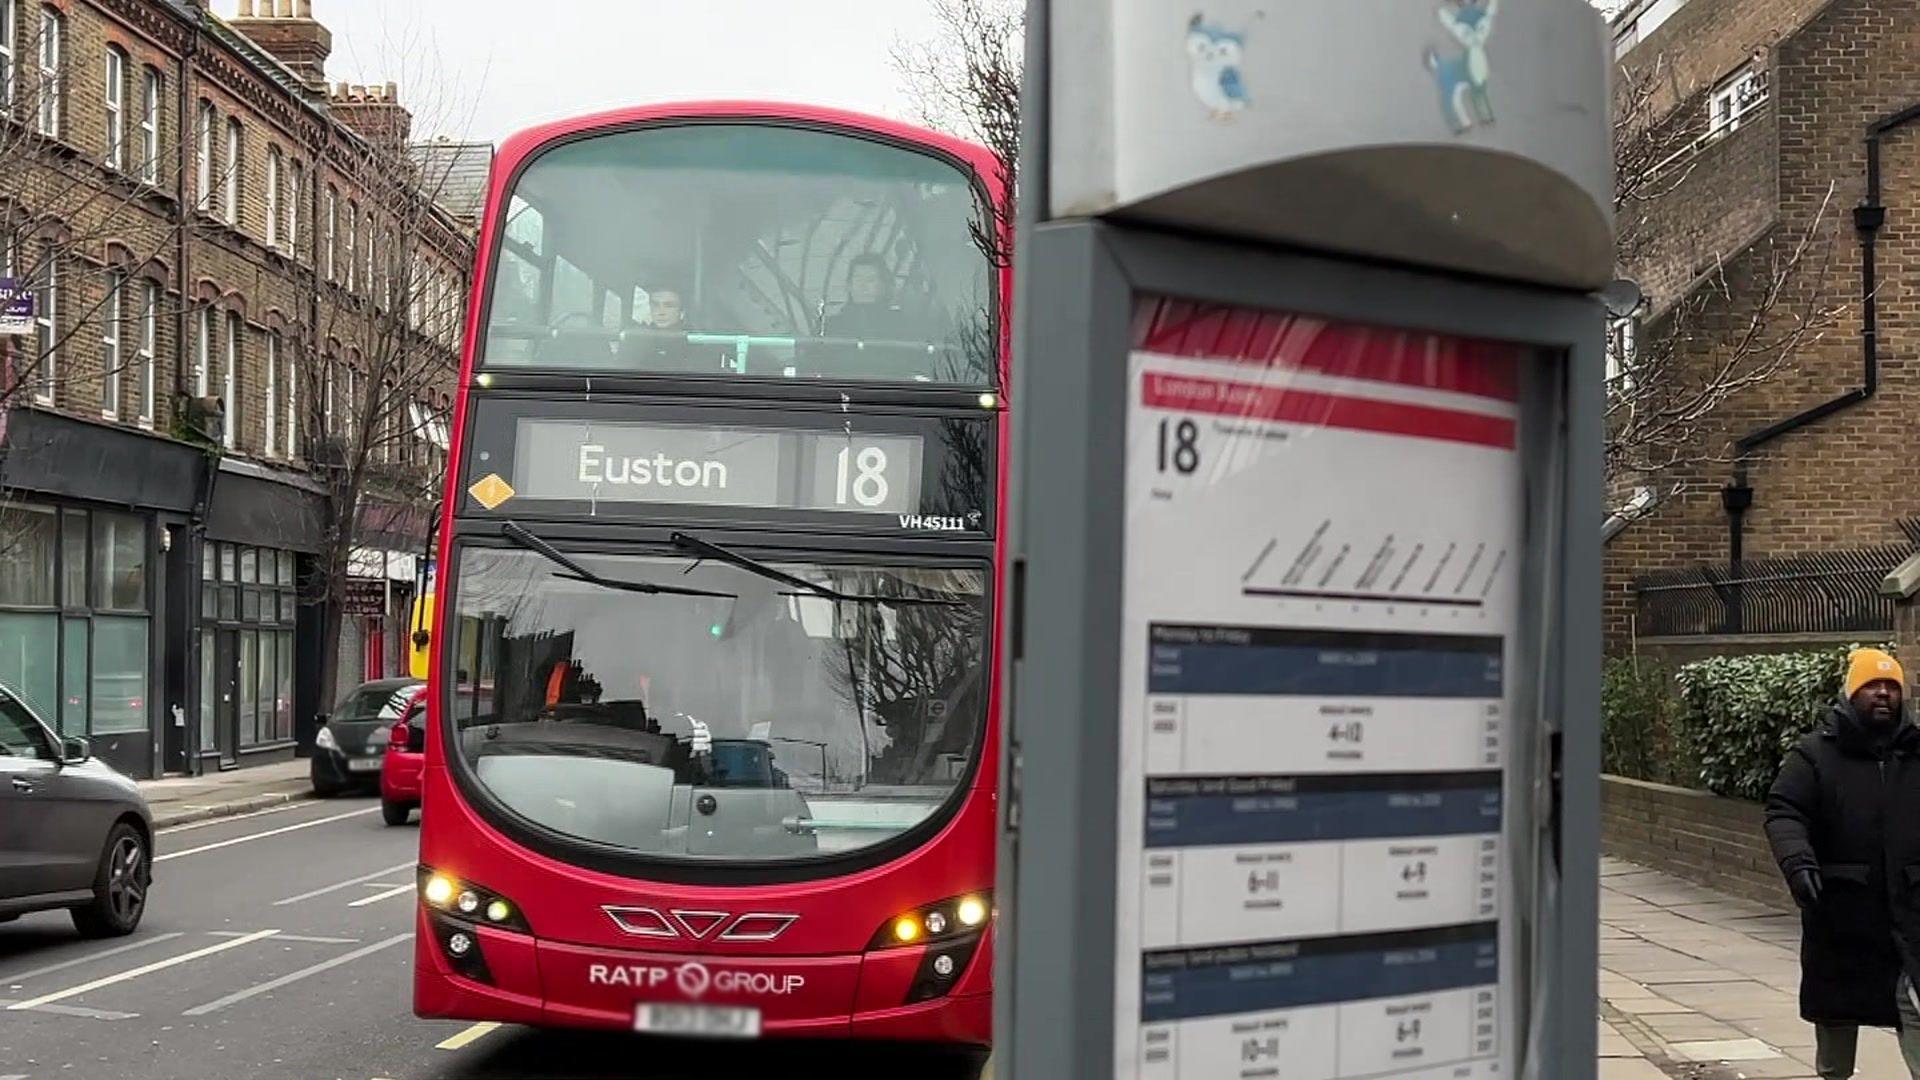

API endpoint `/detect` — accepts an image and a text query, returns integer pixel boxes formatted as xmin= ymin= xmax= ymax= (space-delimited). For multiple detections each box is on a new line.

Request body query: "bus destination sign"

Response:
xmin=510 ymin=418 xmax=925 ymax=515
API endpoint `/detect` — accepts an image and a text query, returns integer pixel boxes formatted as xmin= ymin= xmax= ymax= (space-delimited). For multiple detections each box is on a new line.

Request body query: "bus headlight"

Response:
xmin=417 ymin=866 xmax=530 ymax=934
xmin=869 ymin=892 xmax=992 ymax=951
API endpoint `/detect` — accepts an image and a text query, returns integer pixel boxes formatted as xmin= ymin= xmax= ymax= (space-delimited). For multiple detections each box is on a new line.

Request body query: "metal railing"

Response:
xmin=1632 ymin=544 xmax=1914 ymax=637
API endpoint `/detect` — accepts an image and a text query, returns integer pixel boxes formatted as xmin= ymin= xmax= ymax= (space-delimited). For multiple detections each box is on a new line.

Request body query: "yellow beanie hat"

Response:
xmin=1846 ymin=648 xmax=1906 ymax=698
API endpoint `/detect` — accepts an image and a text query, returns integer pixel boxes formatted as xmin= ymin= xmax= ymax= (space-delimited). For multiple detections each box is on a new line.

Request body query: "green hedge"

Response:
xmin=1603 ymin=646 xmax=1875 ymax=801
xmin=1600 ymin=657 xmax=1691 ymax=787
xmin=1674 ymin=646 xmax=1858 ymax=801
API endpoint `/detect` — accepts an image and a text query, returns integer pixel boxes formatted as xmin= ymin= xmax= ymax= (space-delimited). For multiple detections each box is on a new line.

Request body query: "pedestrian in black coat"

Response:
xmin=1766 ymin=647 xmax=1920 ymax=1078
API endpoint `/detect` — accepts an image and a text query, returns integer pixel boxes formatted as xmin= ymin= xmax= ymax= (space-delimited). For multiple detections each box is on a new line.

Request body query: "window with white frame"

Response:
xmin=264 ymin=330 xmax=277 ymax=454
xmin=223 ymin=311 xmax=239 ymax=449
xmin=0 ymin=0 xmax=16 ymax=112
xmin=364 ymin=213 xmax=375 ymax=297
xmin=195 ymin=100 xmax=213 ymax=211
xmin=265 ymin=147 xmax=281 ymax=249
xmin=1607 ymin=317 xmax=1638 ymax=391
xmin=35 ymin=6 xmax=59 ymax=137
xmin=139 ymin=68 xmax=159 ymax=183
xmin=344 ymin=199 xmax=357 ymax=292
xmin=1709 ymin=65 xmax=1768 ymax=137
xmin=135 ymin=281 xmax=155 ymax=426
xmin=100 ymin=270 xmax=123 ymax=418
xmin=223 ymin=118 xmax=241 ymax=226
xmin=324 ymin=185 xmax=336 ymax=280
xmin=103 ymin=47 xmax=124 ymax=170
xmin=282 ymin=336 xmax=295 ymax=458
xmin=287 ymin=160 xmax=302 ymax=252
xmin=343 ymin=366 xmax=355 ymax=440
xmin=194 ymin=304 xmax=211 ymax=395
xmin=32 ymin=243 xmax=54 ymax=404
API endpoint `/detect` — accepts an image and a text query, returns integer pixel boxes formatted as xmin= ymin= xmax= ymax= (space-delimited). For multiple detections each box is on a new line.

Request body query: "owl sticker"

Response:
xmin=1186 ymin=14 xmax=1248 ymax=121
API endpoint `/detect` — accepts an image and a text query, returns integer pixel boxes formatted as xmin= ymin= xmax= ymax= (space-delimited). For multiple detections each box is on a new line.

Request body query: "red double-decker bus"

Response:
xmin=411 ymin=102 xmax=1008 ymax=1050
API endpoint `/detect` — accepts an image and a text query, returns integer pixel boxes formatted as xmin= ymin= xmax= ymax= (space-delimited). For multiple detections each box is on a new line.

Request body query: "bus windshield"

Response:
xmin=447 ymin=548 xmax=988 ymax=864
xmin=482 ymin=123 xmax=996 ymax=386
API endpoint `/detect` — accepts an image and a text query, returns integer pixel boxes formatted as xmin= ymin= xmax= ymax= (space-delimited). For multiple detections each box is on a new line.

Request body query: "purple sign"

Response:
xmin=0 ymin=277 xmax=33 ymax=335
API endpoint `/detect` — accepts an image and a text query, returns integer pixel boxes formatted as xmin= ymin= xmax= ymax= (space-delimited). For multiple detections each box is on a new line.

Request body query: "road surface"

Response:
xmin=0 ymin=795 xmax=987 ymax=1079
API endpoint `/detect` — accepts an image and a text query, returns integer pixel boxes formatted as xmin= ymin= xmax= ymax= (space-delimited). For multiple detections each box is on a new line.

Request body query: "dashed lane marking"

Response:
xmin=346 ymin=883 xmax=416 ymax=907
xmin=0 ymin=932 xmax=185 ymax=986
xmin=181 ymin=933 xmax=411 ymax=1016
xmin=0 ymin=998 xmax=140 ymax=1020
xmin=208 ymin=931 xmax=360 ymax=945
xmin=6 ymin=929 xmax=280 ymax=1010
xmin=274 ymin=860 xmax=416 ymax=905
xmin=436 ymin=1021 xmax=503 ymax=1050
xmin=156 ymin=807 xmax=379 ymax=861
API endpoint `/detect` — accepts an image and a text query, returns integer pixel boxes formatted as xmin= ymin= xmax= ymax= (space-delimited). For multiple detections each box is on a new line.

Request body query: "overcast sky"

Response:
xmin=303 ymin=0 xmax=942 ymax=145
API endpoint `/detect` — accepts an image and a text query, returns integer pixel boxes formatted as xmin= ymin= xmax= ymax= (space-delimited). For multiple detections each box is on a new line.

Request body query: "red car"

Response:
xmin=379 ymin=686 xmax=430 ymax=826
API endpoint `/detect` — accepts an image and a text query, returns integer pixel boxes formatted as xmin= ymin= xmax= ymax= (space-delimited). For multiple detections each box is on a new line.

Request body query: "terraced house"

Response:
xmin=0 ymin=0 xmax=477 ymax=778
xmin=1605 ymin=0 xmax=1920 ymax=662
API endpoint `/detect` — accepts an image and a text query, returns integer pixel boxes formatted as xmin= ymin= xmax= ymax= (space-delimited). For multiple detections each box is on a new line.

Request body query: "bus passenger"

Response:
xmin=619 ymin=284 xmax=727 ymax=373
xmin=824 ymin=255 xmax=908 ymax=342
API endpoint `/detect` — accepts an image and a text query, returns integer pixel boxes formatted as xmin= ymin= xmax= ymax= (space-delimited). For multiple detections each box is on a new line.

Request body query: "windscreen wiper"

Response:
xmin=501 ymin=521 xmax=736 ymax=598
xmin=669 ymin=531 xmax=965 ymax=607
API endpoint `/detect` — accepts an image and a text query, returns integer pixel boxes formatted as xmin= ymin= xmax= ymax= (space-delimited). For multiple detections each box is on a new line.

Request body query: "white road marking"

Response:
xmin=181 ymin=933 xmax=411 ymax=1016
xmin=273 ymin=860 xmax=416 ymax=906
xmin=436 ymin=1020 xmax=502 ymax=1050
xmin=6 ymin=929 xmax=280 ymax=1010
xmin=0 ymin=932 xmax=185 ymax=985
xmin=156 ymin=801 xmax=304 ymax=834
xmin=347 ymin=883 xmax=416 ymax=907
xmin=155 ymin=807 xmax=378 ymax=862
xmin=207 ymin=931 xmax=360 ymax=945
xmin=0 ymin=997 xmax=140 ymax=1020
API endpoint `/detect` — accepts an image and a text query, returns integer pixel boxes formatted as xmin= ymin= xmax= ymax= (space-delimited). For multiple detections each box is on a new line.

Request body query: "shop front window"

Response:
xmin=91 ymin=617 xmax=146 ymax=734
xmin=0 ymin=503 xmax=153 ymax=739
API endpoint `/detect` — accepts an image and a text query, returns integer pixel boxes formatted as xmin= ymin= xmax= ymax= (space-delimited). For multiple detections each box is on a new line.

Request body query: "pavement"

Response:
xmin=1600 ymin=856 xmax=1912 ymax=1079
xmin=137 ymin=757 xmax=316 ymax=828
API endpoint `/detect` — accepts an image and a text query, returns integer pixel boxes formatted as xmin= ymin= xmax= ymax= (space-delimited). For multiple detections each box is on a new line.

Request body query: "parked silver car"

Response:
xmin=0 ymin=685 xmax=154 ymax=937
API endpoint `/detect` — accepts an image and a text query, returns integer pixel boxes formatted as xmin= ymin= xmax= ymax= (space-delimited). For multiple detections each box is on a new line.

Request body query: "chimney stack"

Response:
xmin=330 ymin=81 xmax=413 ymax=149
xmin=229 ymin=0 xmax=332 ymax=91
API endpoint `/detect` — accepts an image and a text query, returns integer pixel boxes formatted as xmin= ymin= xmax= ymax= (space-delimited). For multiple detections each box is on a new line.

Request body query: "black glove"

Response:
xmin=1788 ymin=866 xmax=1823 ymax=909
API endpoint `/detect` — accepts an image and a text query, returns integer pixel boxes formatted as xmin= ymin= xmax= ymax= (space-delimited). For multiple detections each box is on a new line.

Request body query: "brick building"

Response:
xmin=1605 ymin=0 xmax=1920 ymax=657
xmin=0 ymin=0 xmax=474 ymax=777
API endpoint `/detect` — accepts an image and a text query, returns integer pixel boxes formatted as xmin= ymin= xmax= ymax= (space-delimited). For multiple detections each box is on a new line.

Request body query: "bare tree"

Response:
xmin=1606 ymin=50 xmax=1847 ymax=509
xmin=291 ymin=80 xmax=474 ymax=703
xmin=890 ymin=0 xmax=1022 ymax=265
xmin=0 ymin=16 xmax=243 ymax=549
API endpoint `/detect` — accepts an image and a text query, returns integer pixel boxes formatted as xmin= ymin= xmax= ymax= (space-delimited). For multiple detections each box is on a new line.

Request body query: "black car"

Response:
xmin=311 ymin=677 xmax=425 ymax=795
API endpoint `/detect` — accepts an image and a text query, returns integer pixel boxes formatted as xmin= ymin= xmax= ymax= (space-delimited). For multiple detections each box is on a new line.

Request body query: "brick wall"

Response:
xmin=0 ymin=0 xmax=470 ymax=479
xmin=1601 ymin=774 xmax=1792 ymax=909
xmin=1618 ymin=0 xmax=1832 ymax=122
xmin=1605 ymin=0 xmax=1920 ymax=651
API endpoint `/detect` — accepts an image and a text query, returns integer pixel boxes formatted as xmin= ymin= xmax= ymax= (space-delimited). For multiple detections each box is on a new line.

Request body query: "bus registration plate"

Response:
xmin=634 ymin=1003 xmax=761 ymax=1039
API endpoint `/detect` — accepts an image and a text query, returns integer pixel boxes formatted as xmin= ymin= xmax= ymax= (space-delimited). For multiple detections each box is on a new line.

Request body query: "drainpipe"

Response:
xmin=174 ymin=21 xmax=199 ymax=404
xmin=1721 ymin=101 xmax=1920 ymax=595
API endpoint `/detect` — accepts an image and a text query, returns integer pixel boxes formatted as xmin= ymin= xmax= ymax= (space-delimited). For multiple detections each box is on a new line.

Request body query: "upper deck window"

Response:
xmin=482 ymin=123 xmax=996 ymax=387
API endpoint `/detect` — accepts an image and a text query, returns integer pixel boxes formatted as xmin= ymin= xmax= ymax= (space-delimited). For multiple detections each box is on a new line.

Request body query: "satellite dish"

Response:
xmin=1599 ymin=278 xmax=1645 ymax=318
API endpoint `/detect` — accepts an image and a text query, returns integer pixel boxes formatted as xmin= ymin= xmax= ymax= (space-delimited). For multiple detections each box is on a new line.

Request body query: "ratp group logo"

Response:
xmin=676 ymin=961 xmax=713 ymax=998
